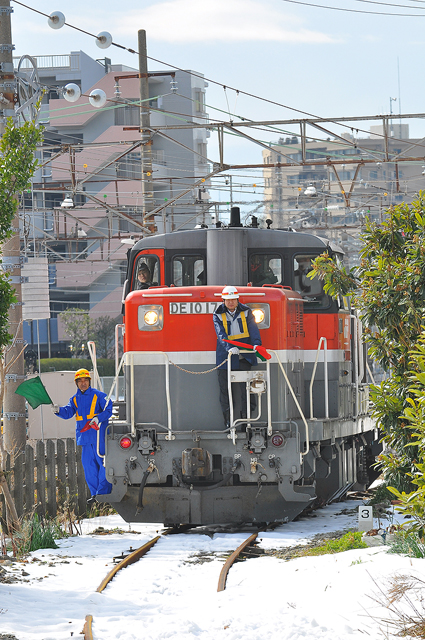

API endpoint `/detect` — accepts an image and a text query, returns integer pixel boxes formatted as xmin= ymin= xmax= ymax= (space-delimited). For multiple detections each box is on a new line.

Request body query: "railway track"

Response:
xmin=80 ymin=498 xmax=364 ymax=637
xmin=82 ymin=528 xmax=264 ymax=640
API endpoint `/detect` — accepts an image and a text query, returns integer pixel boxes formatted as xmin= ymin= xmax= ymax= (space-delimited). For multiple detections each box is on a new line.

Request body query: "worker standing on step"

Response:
xmin=52 ymin=369 xmax=112 ymax=503
xmin=213 ymin=286 xmax=261 ymax=429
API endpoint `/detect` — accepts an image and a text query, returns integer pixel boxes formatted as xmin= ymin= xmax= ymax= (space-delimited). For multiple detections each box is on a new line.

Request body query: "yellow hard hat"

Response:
xmin=74 ymin=368 xmax=91 ymax=381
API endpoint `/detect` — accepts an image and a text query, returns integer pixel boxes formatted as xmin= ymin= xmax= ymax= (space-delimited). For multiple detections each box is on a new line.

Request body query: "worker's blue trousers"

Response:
xmin=81 ymin=444 xmax=112 ymax=497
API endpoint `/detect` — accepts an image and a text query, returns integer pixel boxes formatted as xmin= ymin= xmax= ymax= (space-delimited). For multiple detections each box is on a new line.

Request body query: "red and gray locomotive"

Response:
xmin=97 ymin=208 xmax=379 ymax=525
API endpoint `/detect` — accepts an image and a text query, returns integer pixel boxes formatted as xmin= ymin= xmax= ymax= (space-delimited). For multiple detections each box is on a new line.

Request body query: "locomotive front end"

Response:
xmin=101 ymin=285 xmax=313 ymax=525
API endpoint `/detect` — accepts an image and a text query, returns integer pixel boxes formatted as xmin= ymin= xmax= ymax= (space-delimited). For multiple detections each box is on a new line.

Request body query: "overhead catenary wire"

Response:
xmin=14 ymin=0 xmax=423 ymax=141
xmin=12 ymin=6 xmax=425 ymax=248
xmin=12 ymin=2 xmax=425 ymax=264
xmin=279 ymin=0 xmax=425 ymax=14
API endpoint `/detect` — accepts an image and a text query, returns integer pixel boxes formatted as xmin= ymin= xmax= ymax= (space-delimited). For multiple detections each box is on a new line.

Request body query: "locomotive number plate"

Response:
xmin=169 ymin=302 xmax=219 ymax=314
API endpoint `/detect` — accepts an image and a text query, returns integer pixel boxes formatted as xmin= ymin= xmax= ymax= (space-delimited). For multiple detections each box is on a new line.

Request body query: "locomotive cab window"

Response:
xmin=173 ymin=255 xmax=206 ymax=286
xmin=293 ymin=255 xmax=327 ymax=307
xmin=249 ymin=254 xmax=282 ymax=286
xmin=133 ymin=255 xmax=160 ymax=290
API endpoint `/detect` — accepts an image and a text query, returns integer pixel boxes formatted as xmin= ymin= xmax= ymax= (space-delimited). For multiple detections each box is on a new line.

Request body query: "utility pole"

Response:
xmin=138 ymin=30 xmax=155 ymax=233
xmin=0 ymin=0 xmax=26 ymax=453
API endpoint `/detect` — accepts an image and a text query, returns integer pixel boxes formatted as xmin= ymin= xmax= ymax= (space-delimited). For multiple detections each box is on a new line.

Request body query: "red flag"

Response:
xmin=223 ymin=339 xmax=271 ymax=360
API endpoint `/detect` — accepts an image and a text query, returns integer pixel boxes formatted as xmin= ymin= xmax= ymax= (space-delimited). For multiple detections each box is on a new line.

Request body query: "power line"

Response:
xmin=10 ymin=0 xmax=388 ymax=128
xmin=280 ymin=0 xmax=425 ymax=15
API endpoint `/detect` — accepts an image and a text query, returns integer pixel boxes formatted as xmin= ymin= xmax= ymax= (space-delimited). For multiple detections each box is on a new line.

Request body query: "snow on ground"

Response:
xmin=0 ymin=500 xmax=422 ymax=640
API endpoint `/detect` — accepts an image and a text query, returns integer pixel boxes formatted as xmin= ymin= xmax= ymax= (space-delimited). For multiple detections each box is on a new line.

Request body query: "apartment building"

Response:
xmin=262 ymin=124 xmax=424 ymax=233
xmin=16 ymin=51 xmax=209 ymax=356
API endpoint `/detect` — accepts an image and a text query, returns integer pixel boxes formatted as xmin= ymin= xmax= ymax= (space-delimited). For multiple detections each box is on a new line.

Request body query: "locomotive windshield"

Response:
xmin=134 ymin=254 xmax=160 ymax=290
xmin=293 ymin=254 xmax=327 ymax=307
xmin=172 ymin=254 xmax=206 ymax=286
xmin=249 ymin=254 xmax=282 ymax=286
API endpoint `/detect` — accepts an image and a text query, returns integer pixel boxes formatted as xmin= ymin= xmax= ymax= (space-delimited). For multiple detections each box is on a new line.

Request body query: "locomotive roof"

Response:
xmin=130 ymin=227 xmax=338 ymax=258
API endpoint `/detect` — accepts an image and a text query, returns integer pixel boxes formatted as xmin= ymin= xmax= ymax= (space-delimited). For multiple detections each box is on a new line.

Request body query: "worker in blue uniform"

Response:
xmin=52 ymin=369 xmax=112 ymax=503
xmin=213 ymin=286 xmax=262 ymax=428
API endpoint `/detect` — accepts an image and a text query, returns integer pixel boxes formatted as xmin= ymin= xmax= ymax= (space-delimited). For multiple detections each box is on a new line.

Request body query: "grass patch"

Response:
xmin=387 ymin=530 xmax=425 ymax=559
xmin=85 ymin=502 xmax=117 ymax=518
xmin=272 ymin=530 xmax=367 ymax=560
xmin=297 ymin=531 xmax=367 ymax=557
xmin=15 ymin=514 xmax=67 ymax=556
xmin=369 ymin=574 xmax=425 ymax=638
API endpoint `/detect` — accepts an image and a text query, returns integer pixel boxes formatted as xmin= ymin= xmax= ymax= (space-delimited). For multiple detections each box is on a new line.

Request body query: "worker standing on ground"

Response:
xmin=52 ymin=369 xmax=112 ymax=503
xmin=213 ymin=286 xmax=262 ymax=429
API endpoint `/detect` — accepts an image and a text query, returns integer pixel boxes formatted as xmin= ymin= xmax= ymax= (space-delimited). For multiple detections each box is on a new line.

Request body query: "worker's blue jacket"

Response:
xmin=57 ymin=386 xmax=112 ymax=448
xmin=213 ymin=302 xmax=261 ymax=370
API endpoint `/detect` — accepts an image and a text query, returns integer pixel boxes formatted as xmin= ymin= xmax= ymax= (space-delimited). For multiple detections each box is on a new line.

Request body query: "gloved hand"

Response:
xmin=89 ymin=417 xmax=100 ymax=430
xmin=51 ymin=404 xmax=59 ymax=414
xmin=229 ymin=347 xmax=239 ymax=355
xmin=253 ymin=345 xmax=259 ymax=352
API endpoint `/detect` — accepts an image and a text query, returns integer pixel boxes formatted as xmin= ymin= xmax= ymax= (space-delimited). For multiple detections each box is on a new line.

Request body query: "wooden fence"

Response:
xmin=0 ymin=438 xmax=90 ymax=525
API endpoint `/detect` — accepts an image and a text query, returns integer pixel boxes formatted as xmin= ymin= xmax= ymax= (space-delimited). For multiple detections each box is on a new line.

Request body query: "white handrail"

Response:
xmin=366 ymin=360 xmax=375 ymax=385
xmin=125 ymin=351 xmax=173 ymax=441
xmin=98 ymin=351 xmax=126 ymax=463
xmin=268 ymin=349 xmax=310 ymax=457
xmin=130 ymin=353 xmax=135 ymax=435
xmin=309 ymin=337 xmax=329 ymax=420
xmin=115 ymin=324 xmax=125 ymax=378
xmin=350 ymin=314 xmax=359 ymax=419
xmin=227 ymin=353 xmax=270 ymax=443
xmin=87 ymin=340 xmax=102 ymax=392
xmin=227 ymin=352 xmax=236 ymax=444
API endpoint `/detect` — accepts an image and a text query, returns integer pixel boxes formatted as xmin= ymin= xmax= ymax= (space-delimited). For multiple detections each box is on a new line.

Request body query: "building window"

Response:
xmin=194 ymin=90 xmax=205 ymax=113
xmin=152 ymin=149 xmax=165 ymax=165
xmin=197 ymin=142 xmax=207 ymax=165
xmin=117 ymin=152 xmax=142 ymax=180
xmin=115 ymin=104 xmax=139 ymax=126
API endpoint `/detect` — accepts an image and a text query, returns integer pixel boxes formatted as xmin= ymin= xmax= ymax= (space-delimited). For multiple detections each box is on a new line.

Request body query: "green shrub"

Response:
xmin=368 ymin=483 xmax=395 ymax=505
xmin=40 ymin=358 xmax=116 ymax=376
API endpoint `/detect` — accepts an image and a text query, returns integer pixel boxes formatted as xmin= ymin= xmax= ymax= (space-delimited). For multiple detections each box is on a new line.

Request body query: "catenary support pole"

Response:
xmin=138 ymin=30 xmax=155 ymax=232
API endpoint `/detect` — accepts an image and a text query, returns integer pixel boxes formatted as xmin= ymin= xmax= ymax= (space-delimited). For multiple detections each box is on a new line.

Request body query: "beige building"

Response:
xmin=262 ymin=125 xmax=425 ymax=240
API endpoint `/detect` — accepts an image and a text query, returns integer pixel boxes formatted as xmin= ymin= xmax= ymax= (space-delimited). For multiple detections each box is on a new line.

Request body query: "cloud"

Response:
xmin=116 ymin=0 xmax=339 ymax=44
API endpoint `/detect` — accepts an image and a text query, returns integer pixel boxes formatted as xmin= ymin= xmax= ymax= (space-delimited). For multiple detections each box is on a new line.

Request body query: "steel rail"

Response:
xmin=82 ymin=614 xmax=93 ymax=640
xmin=84 ymin=528 xmax=261 ymax=633
xmin=96 ymin=534 xmax=162 ymax=593
xmin=217 ymin=532 xmax=259 ymax=592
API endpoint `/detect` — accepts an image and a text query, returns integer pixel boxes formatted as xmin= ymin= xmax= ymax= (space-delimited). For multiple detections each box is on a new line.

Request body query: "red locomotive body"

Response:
xmin=98 ymin=218 xmax=379 ymax=525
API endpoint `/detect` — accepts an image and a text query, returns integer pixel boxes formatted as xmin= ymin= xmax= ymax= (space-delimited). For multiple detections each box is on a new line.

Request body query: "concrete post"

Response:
xmin=0 ymin=0 xmax=26 ymax=453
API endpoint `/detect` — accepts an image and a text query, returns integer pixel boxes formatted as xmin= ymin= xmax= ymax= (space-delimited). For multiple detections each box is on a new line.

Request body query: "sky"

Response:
xmin=8 ymin=0 xmax=425 ymax=217
xmin=0 ymin=499 xmax=419 ymax=640
xmin=10 ymin=0 xmax=425 ymax=148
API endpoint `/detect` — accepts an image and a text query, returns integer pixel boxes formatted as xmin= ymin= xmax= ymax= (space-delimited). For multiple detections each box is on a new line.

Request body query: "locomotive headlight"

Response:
xmin=138 ymin=304 xmax=163 ymax=331
xmin=144 ymin=310 xmax=158 ymax=325
xmin=246 ymin=303 xmax=270 ymax=328
xmin=252 ymin=308 xmax=265 ymax=324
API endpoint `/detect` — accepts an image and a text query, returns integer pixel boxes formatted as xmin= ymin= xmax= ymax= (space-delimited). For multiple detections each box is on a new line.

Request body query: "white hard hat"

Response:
xmin=222 ymin=286 xmax=239 ymax=299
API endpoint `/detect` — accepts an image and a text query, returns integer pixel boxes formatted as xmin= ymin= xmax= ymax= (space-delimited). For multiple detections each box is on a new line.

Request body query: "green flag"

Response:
xmin=15 ymin=376 xmax=53 ymax=410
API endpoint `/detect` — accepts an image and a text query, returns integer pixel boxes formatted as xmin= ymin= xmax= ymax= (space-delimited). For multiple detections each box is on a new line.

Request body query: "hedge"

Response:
xmin=40 ymin=358 xmax=116 ymax=376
